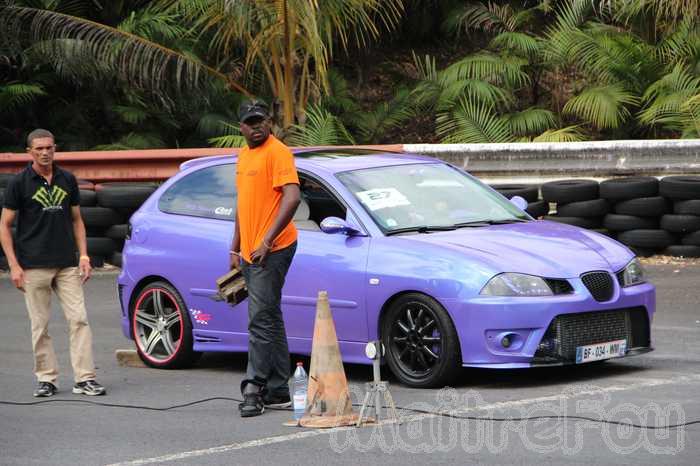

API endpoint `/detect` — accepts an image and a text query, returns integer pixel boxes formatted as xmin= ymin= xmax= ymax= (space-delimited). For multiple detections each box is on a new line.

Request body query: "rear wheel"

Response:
xmin=381 ymin=293 xmax=461 ymax=388
xmin=131 ymin=281 xmax=199 ymax=368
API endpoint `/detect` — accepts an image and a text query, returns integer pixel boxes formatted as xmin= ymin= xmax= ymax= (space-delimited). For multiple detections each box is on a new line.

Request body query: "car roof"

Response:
xmin=179 ymin=148 xmax=438 ymax=173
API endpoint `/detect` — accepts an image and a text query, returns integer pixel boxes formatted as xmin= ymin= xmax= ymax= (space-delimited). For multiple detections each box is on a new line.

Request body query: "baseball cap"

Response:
xmin=238 ymin=99 xmax=270 ymax=123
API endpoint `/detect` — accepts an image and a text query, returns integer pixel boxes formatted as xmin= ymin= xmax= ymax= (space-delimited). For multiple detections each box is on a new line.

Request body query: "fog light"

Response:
xmin=501 ymin=336 xmax=512 ymax=348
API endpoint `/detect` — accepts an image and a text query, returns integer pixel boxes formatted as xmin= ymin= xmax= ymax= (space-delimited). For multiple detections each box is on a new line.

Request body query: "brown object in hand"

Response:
xmin=216 ymin=268 xmax=248 ymax=305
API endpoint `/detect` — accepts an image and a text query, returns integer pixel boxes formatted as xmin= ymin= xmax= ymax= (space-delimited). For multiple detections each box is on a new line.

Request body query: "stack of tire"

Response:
xmin=541 ymin=180 xmax=610 ymax=234
xmin=659 ymin=177 xmax=700 ymax=257
xmin=80 ymin=182 xmax=157 ymax=268
xmin=489 ymin=183 xmax=549 ymax=218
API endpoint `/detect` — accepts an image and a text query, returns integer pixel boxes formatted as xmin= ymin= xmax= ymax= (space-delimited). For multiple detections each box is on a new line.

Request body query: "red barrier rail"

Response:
xmin=0 ymin=145 xmax=403 ymax=182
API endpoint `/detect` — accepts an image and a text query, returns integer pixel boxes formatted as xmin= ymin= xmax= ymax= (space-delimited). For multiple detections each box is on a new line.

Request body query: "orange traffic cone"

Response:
xmin=298 ymin=291 xmax=359 ymax=428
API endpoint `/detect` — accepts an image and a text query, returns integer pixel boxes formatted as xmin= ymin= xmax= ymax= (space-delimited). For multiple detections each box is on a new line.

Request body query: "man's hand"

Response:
xmin=229 ymin=251 xmax=241 ymax=270
xmin=79 ymin=256 xmax=92 ymax=283
xmin=250 ymin=240 xmax=272 ymax=266
xmin=10 ymin=264 xmax=25 ymax=292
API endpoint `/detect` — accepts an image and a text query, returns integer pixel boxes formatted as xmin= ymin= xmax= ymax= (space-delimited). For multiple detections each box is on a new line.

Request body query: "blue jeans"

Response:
xmin=240 ymin=242 xmax=296 ymax=396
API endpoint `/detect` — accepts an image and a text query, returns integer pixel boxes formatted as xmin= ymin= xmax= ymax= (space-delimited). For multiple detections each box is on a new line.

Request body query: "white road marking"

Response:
xmin=105 ymin=373 xmax=700 ymax=466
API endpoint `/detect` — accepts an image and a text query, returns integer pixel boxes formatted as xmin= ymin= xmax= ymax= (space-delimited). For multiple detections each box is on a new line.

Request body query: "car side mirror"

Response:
xmin=320 ymin=216 xmax=361 ymax=236
xmin=509 ymin=195 xmax=528 ymax=211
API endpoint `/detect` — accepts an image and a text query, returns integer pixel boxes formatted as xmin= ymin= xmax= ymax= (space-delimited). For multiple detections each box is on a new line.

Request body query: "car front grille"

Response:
xmin=581 ymin=271 xmax=614 ymax=302
xmin=532 ymin=307 xmax=650 ymax=364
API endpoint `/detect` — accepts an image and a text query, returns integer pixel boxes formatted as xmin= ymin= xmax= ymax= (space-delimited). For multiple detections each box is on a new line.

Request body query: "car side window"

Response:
xmin=159 ymin=163 xmax=236 ymax=221
xmin=299 ymin=175 xmax=346 ymax=226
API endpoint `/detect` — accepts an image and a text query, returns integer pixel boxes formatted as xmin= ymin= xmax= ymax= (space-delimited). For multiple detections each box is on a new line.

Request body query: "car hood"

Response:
xmin=403 ymin=220 xmax=633 ymax=278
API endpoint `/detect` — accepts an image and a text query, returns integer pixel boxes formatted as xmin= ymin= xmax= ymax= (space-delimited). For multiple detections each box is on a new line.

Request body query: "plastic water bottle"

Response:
xmin=292 ymin=362 xmax=308 ymax=420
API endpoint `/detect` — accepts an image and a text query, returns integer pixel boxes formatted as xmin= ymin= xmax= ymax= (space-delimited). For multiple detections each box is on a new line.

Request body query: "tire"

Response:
xmin=556 ymin=199 xmax=610 ymax=217
xmin=541 ymin=179 xmax=599 ymax=204
xmin=629 ymin=247 xmax=656 ymax=258
xmin=526 ymin=200 xmax=549 ymax=218
xmin=662 ymin=245 xmax=700 ymax=258
xmin=96 ymin=183 xmax=156 ymax=209
xmin=544 ymin=215 xmax=601 ymax=229
xmin=80 ymin=206 xmax=123 ymax=228
xmin=603 ymin=214 xmax=659 ymax=232
xmin=490 ymin=184 xmax=539 ymax=203
xmin=381 ymin=293 xmax=461 ymax=388
xmin=616 ymin=229 xmax=675 ymax=249
xmin=79 ymin=189 xmax=97 ymax=207
xmin=614 ymin=196 xmax=669 ymax=217
xmin=89 ymin=255 xmax=105 ymax=268
xmin=681 ymin=231 xmax=700 ymax=246
xmin=660 ymin=214 xmax=700 ymax=233
xmin=599 ymin=177 xmax=658 ymax=201
xmin=674 ymin=200 xmax=700 ymax=215
xmin=109 ymin=251 xmax=122 ymax=267
xmin=131 ymin=281 xmax=199 ymax=369
xmin=105 ymin=224 xmax=129 ymax=240
xmin=87 ymin=237 xmax=117 ymax=257
xmin=660 ymin=176 xmax=700 ymax=200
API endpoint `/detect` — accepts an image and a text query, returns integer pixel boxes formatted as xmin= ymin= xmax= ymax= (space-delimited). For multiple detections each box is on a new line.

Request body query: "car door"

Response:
xmin=282 ymin=175 xmax=370 ymax=344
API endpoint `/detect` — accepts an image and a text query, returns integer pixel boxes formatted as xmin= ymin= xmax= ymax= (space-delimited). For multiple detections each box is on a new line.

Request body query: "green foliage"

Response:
xmin=563 ymin=84 xmax=639 ymax=130
xmin=287 ymin=105 xmax=355 ymax=147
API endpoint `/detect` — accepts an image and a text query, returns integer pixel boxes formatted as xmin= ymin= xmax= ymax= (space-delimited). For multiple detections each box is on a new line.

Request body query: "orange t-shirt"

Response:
xmin=236 ymin=135 xmax=299 ymax=263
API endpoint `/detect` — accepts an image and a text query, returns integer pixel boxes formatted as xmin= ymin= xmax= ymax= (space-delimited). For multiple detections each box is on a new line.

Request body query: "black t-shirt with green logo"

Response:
xmin=2 ymin=163 xmax=80 ymax=269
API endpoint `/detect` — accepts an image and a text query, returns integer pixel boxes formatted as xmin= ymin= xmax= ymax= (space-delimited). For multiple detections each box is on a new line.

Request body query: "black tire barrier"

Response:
xmin=662 ymin=245 xmax=700 ymax=258
xmin=617 ymin=229 xmax=675 ymax=249
xmin=86 ymin=237 xmax=117 ymax=257
xmin=543 ymin=215 xmax=602 ymax=229
xmin=541 ymin=179 xmax=599 ymax=204
xmin=109 ymin=251 xmax=122 ymax=268
xmin=660 ymin=214 xmax=700 ymax=233
xmin=614 ymin=196 xmax=669 ymax=217
xmin=526 ymin=200 xmax=548 ymax=218
xmin=603 ymin=214 xmax=659 ymax=232
xmin=659 ymin=176 xmax=700 ymax=200
xmin=105 ymin=224 xmax=129 ymax=240
xmin=114 ymin=207 xmax=137 ymax=219
xmin=589 ymin=228 xmax=614 ymax=237
xmin=79 ymin=189 xmax=97 ymax=207
xmin=556 ymin=198 xmax=610 ymax=217
xmin=599 ymin=176 xmax=658 ymax=201
xmin=674 ymin=199 xmax=700 ymax=215
xmin=89 ymin=255 xmax=105 ymax=268
xmin=681 ymin=231 xmax=700 ymax=246
xmin=0 ymin=255 xmax=7 ymax=270
xmin=490 ymin=184 xmax=539 ymax=203
xmin=85 ymin=227 xmax=106 ymax=237
xmin=629 ymin=247 xmax=656 ymax=257
xmin=96 ymin=183 xmax=157 ymax=209
xmin=80 ymin=206 xmax=124 ymax=228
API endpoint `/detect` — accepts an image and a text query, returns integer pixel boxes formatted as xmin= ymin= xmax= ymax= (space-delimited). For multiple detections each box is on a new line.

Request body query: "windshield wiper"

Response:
xmin=453 ymin=218 xmax=530 ymax=228
xmin=385 ymin=225 xmax=457 ymax=236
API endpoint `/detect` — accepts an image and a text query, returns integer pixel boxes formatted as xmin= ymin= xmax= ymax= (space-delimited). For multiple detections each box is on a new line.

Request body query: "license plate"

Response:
xmin=575 ymin=339 xmax=627 ymax=364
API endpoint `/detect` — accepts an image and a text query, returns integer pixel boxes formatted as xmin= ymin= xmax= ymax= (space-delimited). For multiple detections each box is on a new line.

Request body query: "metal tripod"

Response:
xmin=357 ymin=342 xmax=400 ymax=427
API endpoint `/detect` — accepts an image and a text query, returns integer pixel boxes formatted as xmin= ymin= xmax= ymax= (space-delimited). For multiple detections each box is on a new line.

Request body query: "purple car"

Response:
xmin=117 ymin=149 xmax=655 ymax=387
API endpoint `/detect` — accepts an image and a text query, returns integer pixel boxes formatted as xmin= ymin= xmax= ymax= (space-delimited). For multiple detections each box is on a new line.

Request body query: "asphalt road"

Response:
xmin=1 ymin=263 xmax=699 ymax=465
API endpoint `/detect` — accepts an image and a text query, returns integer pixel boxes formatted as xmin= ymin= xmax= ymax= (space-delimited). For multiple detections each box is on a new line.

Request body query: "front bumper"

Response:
xmin=447 ymin=279 xmax=656 ymax=368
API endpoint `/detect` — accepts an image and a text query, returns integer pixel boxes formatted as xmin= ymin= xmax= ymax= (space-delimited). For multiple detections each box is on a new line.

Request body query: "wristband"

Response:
xmin=229 ymin=250 xmax=241 ymax=256
xmin=79 ymin=255 xmax=90 ymax=261
xmin=263 ymin=239 xmax=273 ymax=249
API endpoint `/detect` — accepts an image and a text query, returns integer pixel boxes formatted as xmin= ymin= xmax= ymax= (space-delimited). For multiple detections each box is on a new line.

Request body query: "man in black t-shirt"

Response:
xmin=0 ymin=129 xmax=106 ymax=397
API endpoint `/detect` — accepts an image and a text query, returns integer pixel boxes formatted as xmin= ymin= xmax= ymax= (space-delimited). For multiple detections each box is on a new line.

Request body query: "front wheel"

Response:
xmin=131 ymin=281 xmax=199 ymax=368
xmin=381 ymin=293 xmax=461 ymax=388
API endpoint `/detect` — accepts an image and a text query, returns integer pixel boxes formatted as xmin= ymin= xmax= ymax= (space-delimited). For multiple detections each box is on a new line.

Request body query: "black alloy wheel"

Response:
xmin=382 ymin=293 xmax=460 ymax=388
xmin=131 ymin=281 xmax=200 ymax=369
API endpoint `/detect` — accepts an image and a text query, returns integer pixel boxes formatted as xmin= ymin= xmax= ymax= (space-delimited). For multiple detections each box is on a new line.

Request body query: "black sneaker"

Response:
xmin=238 ymin=393 xmax=265 ymax=417
xmin=263 ymin=393 xmax=291 ymax=408
xmin=33 ymin=382 xmax=57 ymax=397
xmin=72 ymin=380 xmax=106 ymax=396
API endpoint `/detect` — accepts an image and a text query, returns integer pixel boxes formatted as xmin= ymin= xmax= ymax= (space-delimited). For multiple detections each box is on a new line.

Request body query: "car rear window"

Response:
xmin=158 ymin=163 xmax=237 ymax=220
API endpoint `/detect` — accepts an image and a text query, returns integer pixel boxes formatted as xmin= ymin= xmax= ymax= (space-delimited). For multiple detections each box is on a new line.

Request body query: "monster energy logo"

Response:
xmin=32 ymin=186 xmax=68 ymax=210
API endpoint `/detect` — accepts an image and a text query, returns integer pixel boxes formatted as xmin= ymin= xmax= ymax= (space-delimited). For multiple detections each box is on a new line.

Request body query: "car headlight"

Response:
xmin=619 ymin=258 xmax=645 ymax=287
xmin=480 ymin=273 xmax=553 ymax=296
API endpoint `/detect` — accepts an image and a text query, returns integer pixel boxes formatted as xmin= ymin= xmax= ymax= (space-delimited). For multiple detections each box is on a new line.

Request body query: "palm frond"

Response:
xmin=532 ymin=125 xmax=588 ymax=142
xmin=639 ymin=64 xmax=700 ymax=127
xmin=208 ymin=122 xmax=247 ymax=148
xmin=443 ymin=1 xmax=515 ymax=37
xmin=287 ymin=105 xmax=355 ymax=147
xmin=436 ymin=96 xmax=513 ymax=144
xmin=356 ymin=88 xmax=415 ymax=143
xmin=0 ymin=82 xmax=47 ymax=111
xmin=93 ymin=132 xmax=166 ymax=150
xmin=442 ymin=53 xmax=530 ymax=89
xmin=503 ymin=108 xmax=557 ymax=136
xmin=563 ymin=84 xmax=639 ymax=129
xmin=489 ymin=32 xmax=541 ymax=58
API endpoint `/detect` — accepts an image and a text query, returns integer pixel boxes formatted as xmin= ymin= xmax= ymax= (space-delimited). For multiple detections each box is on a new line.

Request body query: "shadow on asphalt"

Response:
xmin=189 ymin=352 xmax=649 ymax=390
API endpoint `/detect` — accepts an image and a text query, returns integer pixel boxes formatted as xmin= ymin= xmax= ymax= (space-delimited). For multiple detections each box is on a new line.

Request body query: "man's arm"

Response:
xmin=230 ymin=210 xmax=241 ymax=270
xmin=71 ymin=205 xmax=92 ymax=282
xmin=250 ymin=183 xmax=301 ymax=264
xmin=0 ymin=208 xmax=25 ymax=290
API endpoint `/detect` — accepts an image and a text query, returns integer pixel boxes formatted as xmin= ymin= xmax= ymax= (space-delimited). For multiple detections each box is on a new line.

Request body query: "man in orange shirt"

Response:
xmin=229 ymin=99 xmax=301 ymax=417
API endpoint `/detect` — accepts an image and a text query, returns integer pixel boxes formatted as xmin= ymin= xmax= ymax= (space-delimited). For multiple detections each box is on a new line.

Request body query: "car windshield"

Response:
xmin=336 ymin=163 xmax=529 ymax=234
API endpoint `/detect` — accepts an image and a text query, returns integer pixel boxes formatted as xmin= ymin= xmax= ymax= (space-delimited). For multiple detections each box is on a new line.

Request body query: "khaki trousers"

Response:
xmin=23 ymin=267 xmax=96 ymax=384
